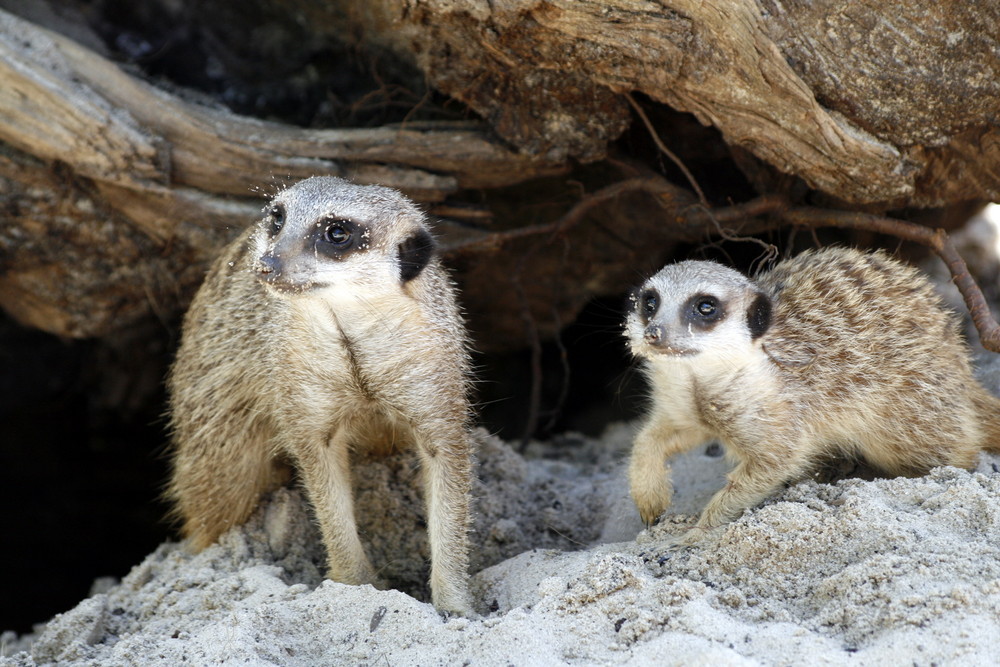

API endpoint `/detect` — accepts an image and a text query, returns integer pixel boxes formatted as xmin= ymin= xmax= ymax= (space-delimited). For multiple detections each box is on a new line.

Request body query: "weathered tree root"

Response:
xmin=452 ymin=174 xmax=1000 ymax=353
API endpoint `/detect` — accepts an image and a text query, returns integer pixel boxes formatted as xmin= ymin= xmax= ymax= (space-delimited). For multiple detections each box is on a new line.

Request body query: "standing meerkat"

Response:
xmin=167 ymin=176 xmax=474 ymax=614
xmin=625 ymin=246 xmax=1000 ymax=544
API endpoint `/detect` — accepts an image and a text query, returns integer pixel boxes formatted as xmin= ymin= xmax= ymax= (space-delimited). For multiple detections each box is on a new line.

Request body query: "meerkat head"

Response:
xmin=250 ymin=176 xmax=436 ymax=295
xmin=625 ymin=260 xmax=772 ymax=361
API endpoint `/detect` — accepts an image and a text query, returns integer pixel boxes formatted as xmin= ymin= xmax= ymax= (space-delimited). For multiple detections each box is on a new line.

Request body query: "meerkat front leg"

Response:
xmin=293 ymin=427 xmax=380 ymax=587
xmin=414 ymin=422 xmax=474 ymax=616
xmin=629 ymin=418 xmax=706 ymax=527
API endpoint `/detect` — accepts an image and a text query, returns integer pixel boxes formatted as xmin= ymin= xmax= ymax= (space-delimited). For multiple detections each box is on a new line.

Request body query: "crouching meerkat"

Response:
xmin=625 ymin=246 xmax=1000 ymax=544
xmin=167 ymin=176 xmax=475 ymax=614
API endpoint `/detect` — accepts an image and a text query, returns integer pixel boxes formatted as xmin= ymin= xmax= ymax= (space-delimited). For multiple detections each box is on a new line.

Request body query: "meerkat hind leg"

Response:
xmin=295 ymin=427 xmax=381 ymax=588
xmin=171 ymin=430 xmax=284 ymax=551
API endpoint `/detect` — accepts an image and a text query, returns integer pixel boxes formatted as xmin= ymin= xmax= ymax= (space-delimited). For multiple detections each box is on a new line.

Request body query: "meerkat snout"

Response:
xmin=643 ymin=322 xmax=665 ymax=345
xmin=168 ymin=176 xmax=475 ymax=615
xmin=256 ymin=252 xmax=279 ymax=276
xmin=625 ymin=247 xmax=1000 ymax=548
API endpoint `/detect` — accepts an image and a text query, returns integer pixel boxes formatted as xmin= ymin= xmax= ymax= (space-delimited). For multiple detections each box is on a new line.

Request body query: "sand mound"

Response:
xmin=3 ymin=421 xmax=1000 ymax=666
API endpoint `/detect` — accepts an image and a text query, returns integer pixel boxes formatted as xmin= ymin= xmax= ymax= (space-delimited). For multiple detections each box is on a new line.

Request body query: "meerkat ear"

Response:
xmin=746 ymin=291 xmax=772 ymax=339
xmin=398 ymin=228 xmax=436 ymax=282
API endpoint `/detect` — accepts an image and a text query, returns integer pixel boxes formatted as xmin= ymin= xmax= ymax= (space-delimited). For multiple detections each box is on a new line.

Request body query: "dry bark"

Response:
xmin=1 ymin=1 xmax=998 ymax=349
xmin=355 ymin=0 xmax=999 ymax=206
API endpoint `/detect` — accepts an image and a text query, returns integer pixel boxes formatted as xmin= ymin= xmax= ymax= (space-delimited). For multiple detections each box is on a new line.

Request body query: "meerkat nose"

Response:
xmin=644 ymin=324 xmax=665 ymax=345
xmin=258 ymin=254 xmax=280 ymax=276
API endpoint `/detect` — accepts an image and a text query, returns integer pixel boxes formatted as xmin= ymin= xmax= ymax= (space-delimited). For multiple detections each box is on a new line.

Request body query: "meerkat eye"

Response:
xmin=694 ymin=297 xmax=718 ymax=317
xmin=641 ymin=289 xmax=660 ymax=318
xmin=322 ymin=220 xmax=353 ymax=246
xmin=267 ymin=204 xmax=285 ymax=235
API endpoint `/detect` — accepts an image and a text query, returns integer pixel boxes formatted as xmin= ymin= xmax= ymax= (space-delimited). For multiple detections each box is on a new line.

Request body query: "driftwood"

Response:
xmin=1 ymin=1 xmax=998 ymax=350
xmin=356 ymin=0 xmax=1000 ymax=206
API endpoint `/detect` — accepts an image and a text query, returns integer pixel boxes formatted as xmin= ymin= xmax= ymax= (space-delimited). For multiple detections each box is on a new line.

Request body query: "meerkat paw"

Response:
xmin=630 ymin=479 xmax=673 ymax=529
xmin=628 ymin=447 xmax=675 ymax=528
xmin=431 ymin=588 xmax=476 ymax=618
xmin=327 ymin=572 xmax=388 ymax=592
xmin=438 ymin=601 xmax=477 ymax=619
xmin=326 ymin=558 xmax=385 ymax=591
xmin=659 ymin=536 xmax=690 ymax=552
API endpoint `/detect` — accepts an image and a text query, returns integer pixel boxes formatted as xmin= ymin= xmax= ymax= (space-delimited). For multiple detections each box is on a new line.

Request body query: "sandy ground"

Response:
xmin=3 ymin=413 xmax=1000 ymax=666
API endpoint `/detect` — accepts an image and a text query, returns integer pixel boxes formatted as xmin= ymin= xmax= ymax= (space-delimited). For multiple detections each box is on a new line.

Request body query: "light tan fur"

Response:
xmin=167 ymin=176 xmax=474 ymax=614
xmin=625 ymin=247 xmax=1000 ymax=544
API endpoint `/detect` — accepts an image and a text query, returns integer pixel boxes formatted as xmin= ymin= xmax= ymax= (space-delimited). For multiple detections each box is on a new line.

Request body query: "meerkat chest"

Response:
xmin=280 ymin=290 xmax=440 ymax=399
xmin=648 ymin=350 xmax=775 ymax=433
xmin=646 ymin=369 xmax=704 ymax=429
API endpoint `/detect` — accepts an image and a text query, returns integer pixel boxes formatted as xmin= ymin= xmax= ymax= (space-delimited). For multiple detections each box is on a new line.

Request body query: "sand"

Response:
xmin=3 ymin=414 xmax=1000 ymax=666
xmin=6 ymin=207 xmax=1000 ymax=665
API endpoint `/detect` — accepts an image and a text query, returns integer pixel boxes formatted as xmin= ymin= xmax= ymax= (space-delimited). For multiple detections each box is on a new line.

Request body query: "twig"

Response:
xmin=448 ymin=175 xmax=691 ymax=254
xmin=934 ymin=231 xmax=1000 ymax=351
xmin=709 ymin=194 xmax=788 ymax=224
xmin=512 ymin=252 xmax=544 ymax=452
xmin=624 ymin=93 xmax=709 ymax=207
xmin=543 ymin=240 xmax=573 ymax=434
xmin=703 ymin=211 xmax=779 ymax=265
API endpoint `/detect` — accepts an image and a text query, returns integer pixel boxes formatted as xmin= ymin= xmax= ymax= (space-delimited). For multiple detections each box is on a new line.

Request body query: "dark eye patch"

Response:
xmin=314 ymin=217 xmax=361 ymax=259
xmin=266 ymin=203 xmax=285 ymax=236
xmin=637 ymin=288 xmax=659 ymax=321
xmin=695 ymin=298 xmax=717 ymax=317
xmin=323 ymin=220 xmax=353 ymax=246
xmin=684 ymin=294 xmax=724 ymax=328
